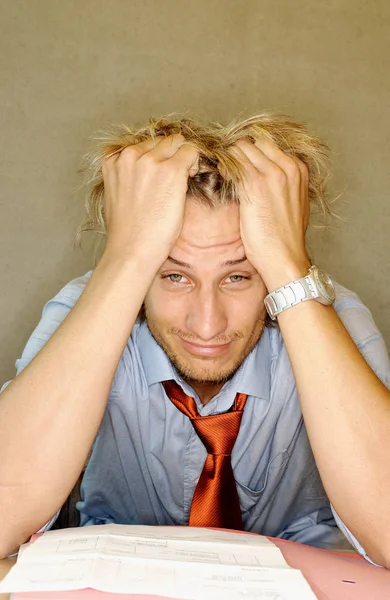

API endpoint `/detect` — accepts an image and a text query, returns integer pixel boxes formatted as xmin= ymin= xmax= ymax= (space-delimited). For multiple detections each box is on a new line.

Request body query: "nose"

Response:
xmin=185 ymin=287 xmax=228 ymax=342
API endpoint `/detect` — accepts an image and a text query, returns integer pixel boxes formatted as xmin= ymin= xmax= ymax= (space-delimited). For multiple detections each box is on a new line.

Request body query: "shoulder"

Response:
xmin=333 ymin=281 xmax=381 ymax=342
xmin=12 ymin=271 xmax=93 ymax=378
xmin=43 ymin=271 xmax=93 ymax=312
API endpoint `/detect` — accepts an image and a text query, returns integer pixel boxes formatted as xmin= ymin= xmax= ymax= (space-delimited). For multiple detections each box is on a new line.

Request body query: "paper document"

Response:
xmin=0 ymin=524 xmax=316 ymax=599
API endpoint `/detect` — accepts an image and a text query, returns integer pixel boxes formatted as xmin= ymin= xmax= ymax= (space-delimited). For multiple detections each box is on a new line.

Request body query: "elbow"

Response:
xmin=0 ymin=547 xmax=12 ymax=560
xmin=360 ymin=537 xmax=390 ymax=569
xmin=0 ymin=516 xmax=32 ymax=559
xmin=376 ymin=549 xmax=390 ymax=571
xmin=0 ymin=537 xmax=21 ymax=560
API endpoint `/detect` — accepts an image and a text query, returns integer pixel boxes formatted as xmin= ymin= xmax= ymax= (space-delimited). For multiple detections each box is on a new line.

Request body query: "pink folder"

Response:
xmin=13 ymin=534 xmax=390 ymax=600
xmin=271 ymin=537 xmax=390 ymax=599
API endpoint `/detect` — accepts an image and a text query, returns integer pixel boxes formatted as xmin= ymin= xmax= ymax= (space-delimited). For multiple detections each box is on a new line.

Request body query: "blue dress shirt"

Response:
xmin=2 ymin=272 xmax=390 ymax=561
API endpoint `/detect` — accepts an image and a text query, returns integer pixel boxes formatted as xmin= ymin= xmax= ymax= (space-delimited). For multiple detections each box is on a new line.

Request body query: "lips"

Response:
xmin=179 ymin=338 xmax=232 ymax=357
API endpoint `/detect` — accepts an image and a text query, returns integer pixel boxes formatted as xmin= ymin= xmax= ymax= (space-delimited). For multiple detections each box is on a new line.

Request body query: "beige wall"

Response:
xmin=1 ymin=0 xmax=389 ymax=385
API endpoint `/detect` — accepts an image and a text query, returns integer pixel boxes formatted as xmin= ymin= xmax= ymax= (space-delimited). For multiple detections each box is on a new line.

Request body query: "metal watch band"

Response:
xmin=264 ymin=275 xmax=315 ymax=321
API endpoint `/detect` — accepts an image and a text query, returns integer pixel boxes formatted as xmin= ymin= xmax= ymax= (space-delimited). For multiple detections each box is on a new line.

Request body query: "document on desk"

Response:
xmin=0 ymin=524 xmax=316 ymax=599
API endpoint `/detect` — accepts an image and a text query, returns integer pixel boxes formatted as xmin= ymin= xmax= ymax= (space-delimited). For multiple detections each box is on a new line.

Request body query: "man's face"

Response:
xmin=144 ymin=200 xmax=267 ymax=386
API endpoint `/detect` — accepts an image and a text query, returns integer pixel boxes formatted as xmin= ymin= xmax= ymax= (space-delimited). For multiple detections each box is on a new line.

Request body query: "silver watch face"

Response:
xmin=312 ymin=267 xmax=336 ymax=304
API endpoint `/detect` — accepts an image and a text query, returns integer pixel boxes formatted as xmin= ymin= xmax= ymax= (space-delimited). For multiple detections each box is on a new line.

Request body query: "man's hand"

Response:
xmin=231 ymin=138 xmax=311 ymax=291
xmin=102 ymin=134 xmax=199 ymax=264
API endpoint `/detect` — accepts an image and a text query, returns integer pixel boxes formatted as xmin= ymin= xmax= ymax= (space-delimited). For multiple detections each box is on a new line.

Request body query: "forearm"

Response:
xmin=277 ymin=299 xmax=390 ymax=565
xmin=0 ymin=249 xmax=156 ymax=556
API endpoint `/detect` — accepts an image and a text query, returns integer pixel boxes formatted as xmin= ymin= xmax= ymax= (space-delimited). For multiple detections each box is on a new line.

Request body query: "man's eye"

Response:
xmin=167 ymin=274 xmax=184 ymax=283
xmin=227 ymin=275 xmax=244 ymax=283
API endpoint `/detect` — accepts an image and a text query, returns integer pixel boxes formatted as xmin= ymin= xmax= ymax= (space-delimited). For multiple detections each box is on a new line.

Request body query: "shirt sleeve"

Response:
xmin=279 ymin=507 xmax=354 ymax=550
xmin=1 ymin=271 xmax=92 ymax=392
xmin=333 ymin=282 xmax=390 ymax=387
xmin=35 ymin=511 xmax=61 ymax=533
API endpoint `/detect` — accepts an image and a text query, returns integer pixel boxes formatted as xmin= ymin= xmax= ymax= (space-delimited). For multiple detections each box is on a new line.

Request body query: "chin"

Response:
xmin=162 ymin=339 xmax=259 ymax=385
xmin=171 ymin=360 xmax=242 ymax=386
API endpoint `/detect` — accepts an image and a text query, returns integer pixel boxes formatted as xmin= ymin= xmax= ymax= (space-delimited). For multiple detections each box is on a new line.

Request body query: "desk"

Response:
xmin=0 ymin=558 xmax=15 ymax=600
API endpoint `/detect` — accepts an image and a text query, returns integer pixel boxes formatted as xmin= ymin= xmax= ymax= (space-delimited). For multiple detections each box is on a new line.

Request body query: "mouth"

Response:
xmin=178 ymin=337 xmax=232 ymax=358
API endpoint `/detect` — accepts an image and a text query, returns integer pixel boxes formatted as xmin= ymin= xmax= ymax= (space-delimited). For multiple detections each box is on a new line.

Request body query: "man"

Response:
xmin=1 ymin=113 xmax=390 ymax=565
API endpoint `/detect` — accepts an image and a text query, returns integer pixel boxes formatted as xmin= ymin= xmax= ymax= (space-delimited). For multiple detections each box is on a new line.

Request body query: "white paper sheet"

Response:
xmin=0 ymin=525 xmax=316 ymax=599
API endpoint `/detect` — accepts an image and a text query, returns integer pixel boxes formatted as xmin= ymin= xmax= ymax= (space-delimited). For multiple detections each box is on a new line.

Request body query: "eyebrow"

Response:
xmin=165 ymin=256 xmax=248 ymax=269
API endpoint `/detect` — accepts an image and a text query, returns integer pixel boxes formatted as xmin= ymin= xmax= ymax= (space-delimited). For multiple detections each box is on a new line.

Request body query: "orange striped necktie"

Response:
xmin=162 ymin=380 xmax=248 ymax=530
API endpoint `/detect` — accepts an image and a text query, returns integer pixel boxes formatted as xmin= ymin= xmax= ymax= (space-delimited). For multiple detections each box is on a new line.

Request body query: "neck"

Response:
xmin=185 ymin=380 xmax=225 ymax=405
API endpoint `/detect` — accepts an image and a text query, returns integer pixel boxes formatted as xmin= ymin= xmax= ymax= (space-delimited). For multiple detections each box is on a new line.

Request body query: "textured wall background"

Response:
xmin=1 ymin=0 xmax=389 ymax=384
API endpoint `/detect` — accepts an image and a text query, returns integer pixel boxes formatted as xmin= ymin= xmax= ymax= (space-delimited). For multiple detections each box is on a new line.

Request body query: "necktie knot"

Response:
xmin=191 ymin=411 xmax=244 ymax=456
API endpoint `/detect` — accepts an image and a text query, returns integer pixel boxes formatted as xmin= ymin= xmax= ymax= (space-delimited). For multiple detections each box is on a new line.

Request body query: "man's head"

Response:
xmin=79 ymin=112 xmax=332 ymax=389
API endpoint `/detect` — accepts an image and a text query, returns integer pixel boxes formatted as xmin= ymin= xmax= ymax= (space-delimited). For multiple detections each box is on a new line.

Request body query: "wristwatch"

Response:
xmin=264 ymin=266 xmax=336 ymax=321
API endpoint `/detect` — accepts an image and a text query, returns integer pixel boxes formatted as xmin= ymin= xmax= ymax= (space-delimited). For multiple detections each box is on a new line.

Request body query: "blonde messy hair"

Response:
xmin=77 ymin=112 xmax=332 ymax=243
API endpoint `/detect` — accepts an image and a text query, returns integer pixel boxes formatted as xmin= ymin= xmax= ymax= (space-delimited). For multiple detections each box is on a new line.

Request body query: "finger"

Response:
xmin=254 ymin=139 xmax=310 ymax=217
xmin=237 ymin=139 xmax=302 ymax=187
xmin=169 ymin=143 xmax=200 ymax=177
xmin=103 ymin=137 xmax=165 ymax=171
xmin=102 ymin=152 xmax=120 ymax=171
xmin=228 ymin=145 xmax=261 ymax=203
xmin=229 ymin=144 xmax=263 ymax=177
xmin=233 ymin=139 xmax=276 ymax=174
xmin=255 ymin=140 xmax=309 ymax=207
xmin=255 ymin=139 xmax=309 ymax=215
xmin=132 ymin=135 xmax=166 ymax=155
xmin=294 ymin=156 xmax=309 ymax=189
xmin=188 ymin=156 xmax=200 ymax=177
xmin=253 ymin=138 xmax=295 ymax=171
xmin=294 ymin=157 xmax=310 ymax=229
xmin=147 ymin=133 xmax=187 ymax=161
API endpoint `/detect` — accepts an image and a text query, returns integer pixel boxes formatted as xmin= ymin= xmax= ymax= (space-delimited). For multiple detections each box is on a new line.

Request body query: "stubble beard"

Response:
xmin=143 ymin=305 xmax=266 ymax=386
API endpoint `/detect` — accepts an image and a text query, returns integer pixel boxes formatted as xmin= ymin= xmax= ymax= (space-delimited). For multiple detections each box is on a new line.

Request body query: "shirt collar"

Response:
xmin=136 ymin=321 xmax=272 ymax=401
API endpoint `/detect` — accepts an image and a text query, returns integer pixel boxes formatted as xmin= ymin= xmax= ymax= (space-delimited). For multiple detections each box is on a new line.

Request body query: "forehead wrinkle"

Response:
xmin=176 ymin=234 xmax=243 ymax=252
xmin=168 ymin=236 xmax=246 ymax=270
xmin=166 ymin=254 xmax=248 ymax=270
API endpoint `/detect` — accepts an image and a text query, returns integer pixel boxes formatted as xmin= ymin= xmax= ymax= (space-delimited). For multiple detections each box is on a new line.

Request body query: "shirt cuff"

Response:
xmin=36 ymin=510 xmax=60 ymax=533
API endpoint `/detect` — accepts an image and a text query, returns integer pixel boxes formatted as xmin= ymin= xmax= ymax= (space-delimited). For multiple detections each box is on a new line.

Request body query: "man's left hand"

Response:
xmin=231 ymin=138 xmax=311 ymax=291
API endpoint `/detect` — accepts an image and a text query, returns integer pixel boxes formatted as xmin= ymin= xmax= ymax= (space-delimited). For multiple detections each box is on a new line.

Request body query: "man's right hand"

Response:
xmin=102 ymin=134 xmax=199 ymax=264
